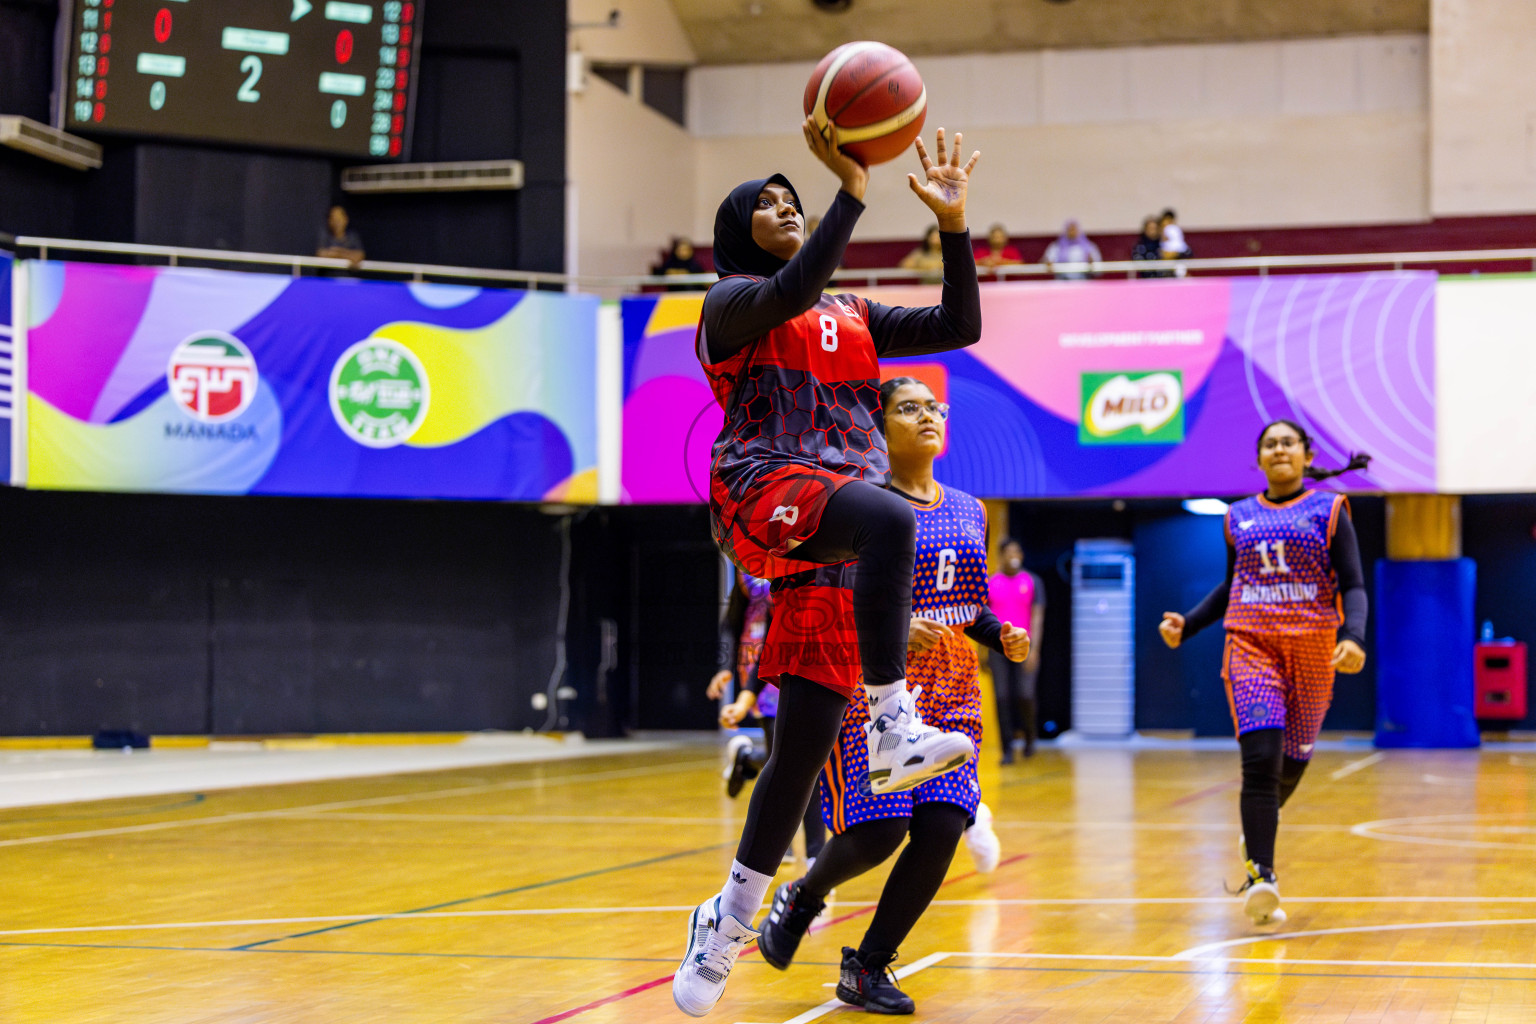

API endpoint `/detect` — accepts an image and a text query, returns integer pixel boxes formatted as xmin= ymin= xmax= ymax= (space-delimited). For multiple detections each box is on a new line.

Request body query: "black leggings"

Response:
xmin=759 ymin=716 xmax=826 ymax=859
xmin=800 ymin=802 xmax=970 ymax=955
xmin=1239 ymin=728 xmax=1311 ymax=870
xmin=790 ymin=480 xmax=916 ymax=688
xmin=736 ymin=675 xmax=848 ymax=874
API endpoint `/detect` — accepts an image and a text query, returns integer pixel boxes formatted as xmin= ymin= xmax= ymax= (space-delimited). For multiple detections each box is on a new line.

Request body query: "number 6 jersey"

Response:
xmin=908 ymin=483 xmax=992 ymax=686
xmin=1223 ymin=489 xmax=1348 ymax=635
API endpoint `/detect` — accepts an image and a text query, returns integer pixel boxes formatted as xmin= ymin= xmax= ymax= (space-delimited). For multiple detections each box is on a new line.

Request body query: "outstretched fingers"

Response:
xmin=962 ymin=150 xmax=981 ymax=176
xmin=933 ymin=127 xmax=947 ymax=166
xmin=913 ymin=135 xmax=934 ymax=174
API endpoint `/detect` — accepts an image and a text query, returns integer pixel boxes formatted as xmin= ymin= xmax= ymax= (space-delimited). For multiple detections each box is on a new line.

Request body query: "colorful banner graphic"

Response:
xmin=26 ymin=261 xmax=599 ymax=501
xmin=621 ymin=273 xmax=1436 ymax=501
xmin=0 ymin=252 xmax=11 ymax=485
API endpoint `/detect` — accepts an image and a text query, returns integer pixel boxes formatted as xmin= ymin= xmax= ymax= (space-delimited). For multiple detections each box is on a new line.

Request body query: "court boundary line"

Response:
xmin=0 ymin=756 xmax=717 ymax=849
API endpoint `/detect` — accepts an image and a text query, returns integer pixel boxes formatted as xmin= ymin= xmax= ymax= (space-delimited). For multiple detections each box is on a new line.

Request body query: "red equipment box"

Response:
xmin=1474 ymin=640 xmax=1528 ymax=720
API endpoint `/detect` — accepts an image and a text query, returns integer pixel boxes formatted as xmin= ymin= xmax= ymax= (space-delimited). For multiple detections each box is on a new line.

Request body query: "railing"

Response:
xmin=14 ymin=235 xmax=1536 ymax=294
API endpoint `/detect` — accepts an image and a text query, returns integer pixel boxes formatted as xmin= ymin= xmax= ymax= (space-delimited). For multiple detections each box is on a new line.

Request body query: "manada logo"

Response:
xmin=329 ymin=337 xmax=430 ymax=448
xmin=1079 ymin=370 xmax=1184 ymax=445
xmin=167 ymin=332 xmax=259 ymax=423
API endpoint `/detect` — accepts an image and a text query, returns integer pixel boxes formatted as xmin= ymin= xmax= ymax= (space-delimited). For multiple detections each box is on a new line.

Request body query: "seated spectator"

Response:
xmin=1132 ymin=215 xmax=1171 ymax=278
xmin=1160 ymin=207 xmax=1191 ymax=276
xmin=976 ymin=223 xmax=1023 ymax=269
xmin=1042 ymin=219 xmax=1101 ymax=280
xmin=899 ymin=225 xmax=945 ymax=283
xmin=655 ymin=237 xmax=704 ymax=276
xmin=317 ymin=205 xmax=365 ymax=267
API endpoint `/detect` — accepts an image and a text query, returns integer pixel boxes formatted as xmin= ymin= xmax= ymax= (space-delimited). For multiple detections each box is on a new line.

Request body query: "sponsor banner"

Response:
xmin=25 ymin=261 xmax=599 ymax=500
xmin=620 ymin=273 xmax=1436 ymax=501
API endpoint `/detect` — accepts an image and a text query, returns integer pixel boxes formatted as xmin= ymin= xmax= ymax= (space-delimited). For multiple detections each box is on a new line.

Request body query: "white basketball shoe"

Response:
xmin=865 ymin=685 xmax=975 ymax=794
xmin=672 ymin=895 xmax=759 ymax=1017
xmin=964 ymin=802 xmax=1001 ymax=873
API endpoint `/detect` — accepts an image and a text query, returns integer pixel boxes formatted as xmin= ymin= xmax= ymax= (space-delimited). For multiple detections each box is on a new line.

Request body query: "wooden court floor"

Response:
xmin=3 ymin=742 xmax=1535 ymax=1023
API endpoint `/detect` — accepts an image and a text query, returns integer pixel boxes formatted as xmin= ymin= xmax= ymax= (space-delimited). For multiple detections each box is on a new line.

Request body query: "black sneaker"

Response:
xmin=836 ymin=947 xmax=914 ymax=1014
xmin=756 ymin=879 xmax=825 ymax=970
xmin=723 ymin=736 xmax=753 ymax=798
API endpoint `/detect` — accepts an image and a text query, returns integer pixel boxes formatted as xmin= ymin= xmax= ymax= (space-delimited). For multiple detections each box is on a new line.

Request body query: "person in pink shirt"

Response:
xmin=986 ymin=538 xmax=1046 ymax=761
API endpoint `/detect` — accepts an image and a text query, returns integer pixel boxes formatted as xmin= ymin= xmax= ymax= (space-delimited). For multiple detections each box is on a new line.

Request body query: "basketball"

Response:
xmin=803 ymin=41 xmax=927 ymax=166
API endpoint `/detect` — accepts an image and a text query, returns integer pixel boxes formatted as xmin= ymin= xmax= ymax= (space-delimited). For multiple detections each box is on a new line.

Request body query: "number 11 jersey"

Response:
xmin=1223 ymin=489 xmax=1348 ymax=636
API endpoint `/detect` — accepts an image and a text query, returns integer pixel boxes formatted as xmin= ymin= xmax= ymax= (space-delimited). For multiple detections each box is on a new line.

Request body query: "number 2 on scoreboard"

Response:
xmin=238 ymin=55 xmax=262 ymax=103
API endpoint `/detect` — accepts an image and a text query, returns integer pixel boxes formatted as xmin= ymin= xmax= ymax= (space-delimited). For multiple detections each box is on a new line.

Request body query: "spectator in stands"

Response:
xmin=1160 ymin=208 xmax=1190 ymax=276
xmin=1042 ymin=219 xmax=1101 ymax=280
xmin=899 ymin=225 xmax=946 ymax=283
xmin=976 ymin=223 xmax=1023 ymax=269
xmin=317 ymin=205 xmax=365 ymax=267
xmin=656 ymin=237 xmax=704 ymax=277
xmin=1133 ymin=216 xmax=1171 ymax=278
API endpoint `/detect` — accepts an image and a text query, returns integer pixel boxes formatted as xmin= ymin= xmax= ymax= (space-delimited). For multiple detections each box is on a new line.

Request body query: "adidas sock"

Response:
xmin=719 ymin=859 xmax=773 ymax=927
xmin=863 ymin=679 xmax=906 ymax=710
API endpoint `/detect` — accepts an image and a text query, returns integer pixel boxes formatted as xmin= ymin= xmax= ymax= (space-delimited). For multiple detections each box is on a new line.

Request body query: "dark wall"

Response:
xmin=0 ymin=488 xmax=566 ymax=735
xmin=1465 ymin=496 xmax=1536 ymax=731
xmin=0 ymin=0 xmax=566 ymax=271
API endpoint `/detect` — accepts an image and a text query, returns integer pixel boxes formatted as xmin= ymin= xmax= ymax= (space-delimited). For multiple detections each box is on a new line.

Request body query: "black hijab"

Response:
xmin=712 ymin=173 xmax=802 ymax=278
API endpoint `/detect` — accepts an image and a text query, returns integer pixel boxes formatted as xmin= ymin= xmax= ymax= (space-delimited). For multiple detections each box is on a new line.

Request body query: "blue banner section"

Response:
xmin=26 ymin=262 xmax=600 ymax=502
xmin=1375 ymin=558 xmax=1480 ymax=748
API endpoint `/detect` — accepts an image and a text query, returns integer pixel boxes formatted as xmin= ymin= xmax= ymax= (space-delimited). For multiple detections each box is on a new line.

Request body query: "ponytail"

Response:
xmin=1304 ymin=451 xmax=1371 ymax=481
xmin=1257 ymin=419 xmax=1371 ymax=482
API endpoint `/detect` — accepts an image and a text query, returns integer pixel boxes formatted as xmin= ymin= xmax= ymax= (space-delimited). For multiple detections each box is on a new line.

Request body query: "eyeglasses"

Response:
xmin=1261 ymin=436 xmax=1304 ymax=450
xmin=890 ymin=401 xmax=950 ymax=421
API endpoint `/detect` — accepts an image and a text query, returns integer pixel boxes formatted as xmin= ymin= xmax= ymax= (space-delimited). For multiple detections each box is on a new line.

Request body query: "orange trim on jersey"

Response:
xmin=1256 ymin=488 xmax=1314 ymax=510
xmin=1327 ymin=494 xmax=1347 ymax=623
xmin=1221 ymin=636 xmax=1240 ymax=736
xmin=900 ymin=482 xmax=945 ymax=511
xmin=826 ymin=735 xmax=846 ymax=833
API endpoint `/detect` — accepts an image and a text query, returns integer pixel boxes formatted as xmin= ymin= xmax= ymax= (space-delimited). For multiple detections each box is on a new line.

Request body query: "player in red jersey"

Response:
xmin=674 ymin=122 xmax=987 ymax=1017
xmin=1159 ymin=420 xmax=1371 ymax=926
xmin=755 ymin=377 xmax=1029 ymax=1013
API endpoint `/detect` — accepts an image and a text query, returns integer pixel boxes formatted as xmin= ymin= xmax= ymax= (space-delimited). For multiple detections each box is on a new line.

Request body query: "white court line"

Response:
xmin=1329 ymin=752 xmax=1384 ymax=780
xmin=1351 ymin=813 xmax=1536 ymax=852
xmin=943 ymin=949 xmax=1536 ymax=972
xmin=12 ymin=896 xmax=1536 ymax=939
xmin=735 ymin=952 xmax=951 ymax=1024
xmin=0 ymin=758 xmax=716 ymax=848
xmin=1176 ymin=917 xmax=1536 ymax=960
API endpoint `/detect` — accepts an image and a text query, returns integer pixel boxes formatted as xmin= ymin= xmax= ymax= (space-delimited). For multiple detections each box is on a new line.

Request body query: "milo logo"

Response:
xmin=167 ymin=332 xmax=259 ymax=423
xmin=1080 ymin=370 xmax=1184 ymax=444
xmin=329 ymin=337 xmax=430 ymax=448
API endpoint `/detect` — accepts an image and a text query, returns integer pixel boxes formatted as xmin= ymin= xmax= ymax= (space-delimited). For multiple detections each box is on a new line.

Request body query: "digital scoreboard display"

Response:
xmin=59 ymin=0 xmax=422 ymax=159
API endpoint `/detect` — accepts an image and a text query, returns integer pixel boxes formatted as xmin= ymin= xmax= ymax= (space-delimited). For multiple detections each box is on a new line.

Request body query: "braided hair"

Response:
xmin=1257 ymin=419 xmax=1372 ymax=482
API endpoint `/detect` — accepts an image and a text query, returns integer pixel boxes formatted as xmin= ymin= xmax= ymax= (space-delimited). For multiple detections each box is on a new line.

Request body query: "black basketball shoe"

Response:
xmin=756 ymin=878 xmax=825 ymax=970
xmin=835 ymin=947 xmax=914 ymax=1014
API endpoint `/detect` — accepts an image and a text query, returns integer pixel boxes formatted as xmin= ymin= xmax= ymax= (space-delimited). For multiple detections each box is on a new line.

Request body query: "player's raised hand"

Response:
xmin=1332 ymin=638 xmax=1367 ymax=674
xmin=804 ymin=116 xmax=868 ymax=201
xmin=1158 ymin=612 xmax=1185 ymax=649
xmin=909 ymin=615 xmax=953 ymax=655
xmin=907 ymin=128 xmax=980 ymax=233
xmin=1000 ymin=622 xmax=1031 ymax=663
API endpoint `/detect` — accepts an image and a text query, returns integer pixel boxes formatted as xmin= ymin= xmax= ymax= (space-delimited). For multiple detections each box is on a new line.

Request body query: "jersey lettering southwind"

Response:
xmin=1223 ymin=489 xmax=1347 ymax=635
xmin=699 ymin=287 xmax=887 ymax=502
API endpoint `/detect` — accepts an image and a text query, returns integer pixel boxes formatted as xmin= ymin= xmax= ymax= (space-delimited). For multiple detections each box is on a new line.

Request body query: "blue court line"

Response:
xmin=230 ymin=839 xmax=735 ymax=950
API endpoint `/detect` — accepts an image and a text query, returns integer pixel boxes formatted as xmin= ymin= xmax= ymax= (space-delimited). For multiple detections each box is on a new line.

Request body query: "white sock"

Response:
xmin=719 ymin=860 xmax=773 ymax=927
xmin=863 ymin=679 xmax=906 ymax=710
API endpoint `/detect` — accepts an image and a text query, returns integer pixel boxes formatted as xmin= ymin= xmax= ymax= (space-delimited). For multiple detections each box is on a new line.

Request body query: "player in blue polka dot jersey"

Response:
xmin=756 ymin=376 xmax=1030 ymax=1014
xmin=1159 ymin=419 xmax=1371 ymax=927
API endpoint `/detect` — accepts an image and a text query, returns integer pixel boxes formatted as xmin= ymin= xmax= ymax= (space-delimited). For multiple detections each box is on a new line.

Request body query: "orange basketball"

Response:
xmin=803 ymin=41 xmax=926 ymax=167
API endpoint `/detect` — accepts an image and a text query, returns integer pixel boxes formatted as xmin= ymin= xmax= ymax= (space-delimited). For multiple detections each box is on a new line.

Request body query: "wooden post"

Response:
xmin=1385 ymin=494 xmax=1461 ymax=560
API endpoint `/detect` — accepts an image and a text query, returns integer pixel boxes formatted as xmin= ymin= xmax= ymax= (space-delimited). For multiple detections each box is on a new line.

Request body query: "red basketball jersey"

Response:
xmin=697 ymin=285 xmax=887 ymax=502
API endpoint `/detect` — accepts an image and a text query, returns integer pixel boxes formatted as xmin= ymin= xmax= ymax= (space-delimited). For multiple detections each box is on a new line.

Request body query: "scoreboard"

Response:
xmin=59 ymin=0 xmax=423 ymax=160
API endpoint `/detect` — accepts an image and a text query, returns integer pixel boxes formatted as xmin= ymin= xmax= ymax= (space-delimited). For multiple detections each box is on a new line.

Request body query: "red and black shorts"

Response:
xmin=710 ymin=465 xmax=861 ymax=581
xmin=757 ymin=563 xmax=862 ymax=701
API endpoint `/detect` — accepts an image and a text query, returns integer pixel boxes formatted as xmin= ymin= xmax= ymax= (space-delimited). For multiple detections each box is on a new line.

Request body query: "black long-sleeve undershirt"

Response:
xmin=701 ymin=190 xmax=982 ymax=364
xmin=1181 ymin=494 xmax=1367 ymax=646
xmin=717 ymin=582 xmax=748 ymax=676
